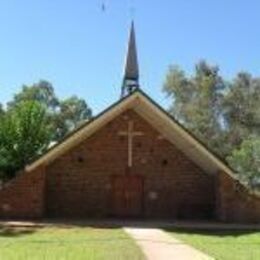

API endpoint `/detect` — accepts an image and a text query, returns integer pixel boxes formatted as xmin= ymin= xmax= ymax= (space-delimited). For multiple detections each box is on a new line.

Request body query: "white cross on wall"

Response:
xmin=118 ymin=121 xmax=143 ymax=167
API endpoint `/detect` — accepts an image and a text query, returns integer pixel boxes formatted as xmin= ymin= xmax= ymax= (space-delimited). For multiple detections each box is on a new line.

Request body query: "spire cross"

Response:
xmin=118 ymin=121 xmax=143 ymax=167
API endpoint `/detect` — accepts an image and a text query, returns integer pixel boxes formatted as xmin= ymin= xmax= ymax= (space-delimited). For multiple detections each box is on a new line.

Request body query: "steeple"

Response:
xmin=121 ymin=21 xmax=139 ymax=98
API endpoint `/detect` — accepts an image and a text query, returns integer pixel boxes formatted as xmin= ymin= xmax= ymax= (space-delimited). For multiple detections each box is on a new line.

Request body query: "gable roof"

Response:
xmin=26 ymin=89 xmax=237 ymax=179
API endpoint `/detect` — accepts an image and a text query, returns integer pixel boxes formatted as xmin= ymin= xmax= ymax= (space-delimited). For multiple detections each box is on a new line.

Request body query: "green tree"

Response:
xmin=0 ymin=104 xmax=4 ymax=117
xmin=163 ymin=60 xmax=226 ymax=156
xmin=163 ymin=61 xmax=260 ymax=188
xmin=8 ymin=80 xmax=59 ymax=111
xmin=227 ymin=136 xmax=260 ymax=188
xmin=55 ymin=96 xmax=92 ymax=139
xmin=7 ymin=80 xmax=92 ymax=141
xmin=0 ymin=101 xmax=51 ymax=179
xmin=223 ymin=72 xmax=260 ymax=148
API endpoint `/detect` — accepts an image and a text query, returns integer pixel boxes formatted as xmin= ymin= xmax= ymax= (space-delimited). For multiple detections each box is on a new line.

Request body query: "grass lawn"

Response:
xmin=167 ymin=228 xmax=260 ymax=260
xmin=0 ymin=224 xmax=145 ymax=260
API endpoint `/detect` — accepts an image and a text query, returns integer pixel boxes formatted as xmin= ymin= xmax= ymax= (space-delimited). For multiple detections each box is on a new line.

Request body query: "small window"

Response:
xmin=162 ymin=159 xmax=168 ymax=166
xmin=77 ymin=156 xmax=84 ymax=163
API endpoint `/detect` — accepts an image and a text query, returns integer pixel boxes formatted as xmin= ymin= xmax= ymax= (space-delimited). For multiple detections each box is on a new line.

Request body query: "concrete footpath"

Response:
xmin=124 ymin=227 xmax=214 ymax=260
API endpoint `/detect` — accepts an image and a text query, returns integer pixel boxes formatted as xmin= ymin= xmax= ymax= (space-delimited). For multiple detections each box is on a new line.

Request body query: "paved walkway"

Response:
xmin=124 ymin=227 xmax=214 ymax=260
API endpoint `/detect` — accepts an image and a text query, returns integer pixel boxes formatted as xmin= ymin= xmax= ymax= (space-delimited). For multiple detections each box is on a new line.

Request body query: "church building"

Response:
xmin=0 ymin=23 xmax=260 ymax=222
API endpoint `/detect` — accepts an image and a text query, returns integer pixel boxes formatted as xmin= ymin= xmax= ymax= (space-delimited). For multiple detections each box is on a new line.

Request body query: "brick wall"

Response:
xmin=46 ymin=109 xmax=216 ymax=219
xmin=0 ymin=166 xmax=45 ymax=219
xmin=216 ymin=171 xmax=260 ymax=223
xmin=1 ymin=108 xmax=259 ymax=222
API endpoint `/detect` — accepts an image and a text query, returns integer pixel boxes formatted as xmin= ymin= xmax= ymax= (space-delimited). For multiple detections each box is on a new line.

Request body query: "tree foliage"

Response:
xmin=227 ymin=136 xmax=260 ymax=187
xmin=8 ymin=80 xmax=59 ymax=111
xmin=56 ymin=96 xmax=92 ymax=139
xmin=0 ymin=104 xmax=4 ymax=116
xmin=0 ymin=101 xmax=51 ymax=179
xmin=163 ymin=61 xmax=260 ymax=188
xmin=163 ymin=61 xmax=226 ymax=155
xmin=7 ymin=80 xmax=92 ymax=142
xmin=223 ymin=73 xmax=260 ymax=148
xmin=0 ymin=80 xmax=92 ymax=179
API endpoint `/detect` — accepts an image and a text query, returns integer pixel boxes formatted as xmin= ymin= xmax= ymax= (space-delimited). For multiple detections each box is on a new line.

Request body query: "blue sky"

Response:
xmin=1 ymin=0 xmax=260 ymax=113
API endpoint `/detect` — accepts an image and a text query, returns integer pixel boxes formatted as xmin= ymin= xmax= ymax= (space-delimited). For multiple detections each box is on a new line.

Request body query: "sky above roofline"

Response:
xmin=1 ymin=1 xmax=260 ymax=114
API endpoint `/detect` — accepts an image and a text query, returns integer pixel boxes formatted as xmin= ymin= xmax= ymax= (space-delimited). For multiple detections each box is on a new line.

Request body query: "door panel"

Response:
xmin=112 ymin=175 xmax=143 ymax=217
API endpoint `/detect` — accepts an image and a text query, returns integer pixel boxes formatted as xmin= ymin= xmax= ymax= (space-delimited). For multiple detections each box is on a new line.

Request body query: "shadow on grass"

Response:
xmin=0 ymin=219 xmax=125 ymax=238
xmin=1 ymin=218 xmax=260 ymax=237
xmin=0 ymin=226 xmax=36 ymax=237
xmin=165 ymin=227 xmax=260 ymax=237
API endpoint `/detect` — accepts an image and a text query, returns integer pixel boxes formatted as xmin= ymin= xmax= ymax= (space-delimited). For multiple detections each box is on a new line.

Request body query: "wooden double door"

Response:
xmin=111 ymin=175 xmax=143 ymax=217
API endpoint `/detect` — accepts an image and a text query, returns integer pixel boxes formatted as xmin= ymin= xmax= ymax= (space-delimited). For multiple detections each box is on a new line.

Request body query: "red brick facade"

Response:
xmin=45 ymin=110 xmax=215 ymax=219
xmin=0 ymin=166 xmax=45 ymax=218
xmin=0 ymin=109 xmax=259 ymax=222
xmin=216 ymin=171 xmax=260 ymax=223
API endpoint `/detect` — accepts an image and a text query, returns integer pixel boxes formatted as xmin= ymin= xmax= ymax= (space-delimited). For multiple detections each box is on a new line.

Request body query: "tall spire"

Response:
xmin=121 ymin=21 xmax=139 ymax=98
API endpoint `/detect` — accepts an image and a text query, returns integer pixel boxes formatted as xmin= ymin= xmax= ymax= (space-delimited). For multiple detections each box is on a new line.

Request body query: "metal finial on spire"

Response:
xmin=121 ymin=21 xmax=139 ymax=98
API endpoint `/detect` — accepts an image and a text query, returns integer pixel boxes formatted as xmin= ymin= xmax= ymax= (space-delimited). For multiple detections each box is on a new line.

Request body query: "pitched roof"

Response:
xmin=26 ymin=89 xmax=236 ymax=179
